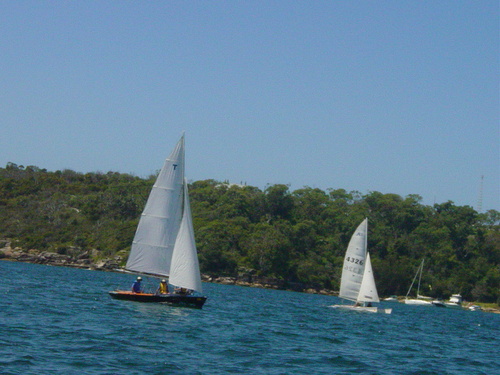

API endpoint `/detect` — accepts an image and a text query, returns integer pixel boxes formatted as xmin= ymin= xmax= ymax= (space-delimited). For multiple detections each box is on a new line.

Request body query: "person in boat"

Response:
xmin=131 ymin=277 xmax=143 ymax=293
xmin=174 ymin=287 xmax=192 ymax=295
xmin=156 ymin=279 xmax=168 ymax=295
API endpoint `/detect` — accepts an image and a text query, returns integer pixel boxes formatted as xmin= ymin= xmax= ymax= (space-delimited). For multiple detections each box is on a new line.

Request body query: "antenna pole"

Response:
xmin=476 ymin=175 xmax=484 ymax=213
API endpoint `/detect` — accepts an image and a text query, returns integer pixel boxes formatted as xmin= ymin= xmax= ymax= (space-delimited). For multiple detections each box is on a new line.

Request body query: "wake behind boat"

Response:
xmin=330 ymin=218 xmax=392 ymax=314
xmin=109 ymin=134 xmax=207 ymax=308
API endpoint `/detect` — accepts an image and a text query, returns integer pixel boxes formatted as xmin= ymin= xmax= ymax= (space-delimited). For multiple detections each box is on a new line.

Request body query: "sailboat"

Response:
xmin=404 ymin=259 xmax=432 ymax=305
xmin=109 ymin=134 xmax=207 ymax=308
xmin=330 ymin=218 xmax=392 ymax=314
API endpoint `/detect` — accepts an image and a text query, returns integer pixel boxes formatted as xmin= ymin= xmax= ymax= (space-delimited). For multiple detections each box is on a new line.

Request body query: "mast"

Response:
xmin=406 ymin=259 xmax=419 ymax=298
xmin=406 ymin=259 xmax=424 ymax=298
xmin=416 ymin=259 xmax=424 ymax=297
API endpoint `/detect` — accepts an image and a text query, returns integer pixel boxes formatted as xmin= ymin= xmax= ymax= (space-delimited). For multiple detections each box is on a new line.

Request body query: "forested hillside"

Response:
xmin=1 ymin=162 xmax=498 ymax=303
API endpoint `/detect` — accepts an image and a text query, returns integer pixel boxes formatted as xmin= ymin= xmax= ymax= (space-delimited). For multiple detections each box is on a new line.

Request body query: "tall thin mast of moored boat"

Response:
xmin=406 ymin=259 xmax=424 ymax=299
xmin=416 ymin=259 xmax=424 ymax=297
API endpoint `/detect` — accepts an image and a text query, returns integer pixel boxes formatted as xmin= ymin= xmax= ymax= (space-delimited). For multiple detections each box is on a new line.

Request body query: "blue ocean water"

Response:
xmin=0 ymin=261 xmax=498 ymax=375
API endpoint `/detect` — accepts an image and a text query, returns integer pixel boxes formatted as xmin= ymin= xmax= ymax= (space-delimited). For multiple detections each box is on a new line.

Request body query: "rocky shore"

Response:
xmin=0 ymin=241 xmax=121 ymax=271
xmin=0 ymin=241 xmax=335 ymax=296
xmin=205 ymin=273 xmax=336 ymax=296
xmin=2 ymin=242 xmax=498 ymax=312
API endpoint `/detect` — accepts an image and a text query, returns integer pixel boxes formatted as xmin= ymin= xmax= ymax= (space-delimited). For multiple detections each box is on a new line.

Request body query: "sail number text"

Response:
xmin=345 ymin=256 xmax=364 ymax=266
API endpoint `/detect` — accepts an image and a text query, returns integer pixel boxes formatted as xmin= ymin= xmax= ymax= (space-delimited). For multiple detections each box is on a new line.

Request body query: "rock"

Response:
xmin=95 ymin=260 xmax=107 ymax=269
xmin=215 ymin=277 xmax=236 ymax=285
xmin=0 ymin=240 xmax=10 ymax=249
xmin=77 ymin=251 xmax=90 ymax=260
xmin=95 ymin=259 xmax=119 ymax=270
xmin=235 ymin=281 xmax=252 ymax=287
xmin=0 ymin=248 xmax=13 ymax=258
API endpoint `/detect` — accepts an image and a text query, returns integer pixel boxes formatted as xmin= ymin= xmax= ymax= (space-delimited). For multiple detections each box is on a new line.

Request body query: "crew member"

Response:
xmin=131 ymin=277 xmax=143 ymax=293
xmin=157 ymin=279 xmax=168 ymax=294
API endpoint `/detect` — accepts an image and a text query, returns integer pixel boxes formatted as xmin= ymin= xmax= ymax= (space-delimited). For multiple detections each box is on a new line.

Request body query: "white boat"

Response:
xmin=444 ymin=294 xmax=464 ymax=309
xmin=330 ymin=218 xmax=392 ymax=314
xmin=404 ymin=259 xmax=433 ymax=305
xmin=406 ymin=298 xmax=432 ymax=306
xmin=109 ymin=134 xmax=206 ymax=308
xmin=383 ymin=295 xmax=399 ymax=302
xmin=468 ymin=305 xmax=482 ymax=311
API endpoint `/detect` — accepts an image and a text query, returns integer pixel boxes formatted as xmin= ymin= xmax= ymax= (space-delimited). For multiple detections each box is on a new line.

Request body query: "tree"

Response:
xmin=263 ymin=184 xmax=294 ymax=221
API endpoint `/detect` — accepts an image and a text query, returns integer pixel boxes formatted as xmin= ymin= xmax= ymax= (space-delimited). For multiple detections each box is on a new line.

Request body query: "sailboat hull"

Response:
xmin=109 ymin=291 xmax=207 ymax=309
xmin=404 ymin=298 xmax=432 ymax=305
xmin=330 ymin=305 xmax=392 ymax=314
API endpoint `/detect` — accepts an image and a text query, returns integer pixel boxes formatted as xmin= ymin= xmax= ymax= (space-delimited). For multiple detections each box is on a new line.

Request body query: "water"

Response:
xmin=1 ymin=261 xmax=498 ymax=375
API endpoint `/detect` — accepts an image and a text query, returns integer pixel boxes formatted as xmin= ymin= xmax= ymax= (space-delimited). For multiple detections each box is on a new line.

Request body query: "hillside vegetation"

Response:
xmin=1 ymin=162 xmax=498 ymax=303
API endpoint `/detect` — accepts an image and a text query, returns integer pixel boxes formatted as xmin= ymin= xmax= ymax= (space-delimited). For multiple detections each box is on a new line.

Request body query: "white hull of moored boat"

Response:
xmin=404 ymin=298 xmax=432 ymax=305
xmin=445 ymin=294 xmax=463 ymax=309
xmin=383 ymin=296 xmax=398 ymax=302
xmin=444 ymin=302 xmax=463 ymax=309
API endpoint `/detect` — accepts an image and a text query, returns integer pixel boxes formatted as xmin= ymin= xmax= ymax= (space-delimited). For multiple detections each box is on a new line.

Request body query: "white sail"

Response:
xmin=125 ymin=135 xmax=185 ymax=276
xmin=168 ymin=179 xmax=203 ymax=293
xmin=331 ymin=218 xmax=390 ymax=313
xmin=357 ymin=252 xmax=380 ymax=303
xmin=338 ymin=218 xmax=368 ymax=302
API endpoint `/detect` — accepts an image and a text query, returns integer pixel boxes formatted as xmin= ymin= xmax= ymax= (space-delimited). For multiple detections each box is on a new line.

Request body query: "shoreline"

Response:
xmin=2 ymin=246 xmax=498 ymax=313
xmin=0 ymin=246 xmax=335 ymax=296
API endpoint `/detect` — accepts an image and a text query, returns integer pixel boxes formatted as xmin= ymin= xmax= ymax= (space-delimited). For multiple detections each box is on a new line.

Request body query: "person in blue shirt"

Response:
xmin=131 ymin=277 xmax=143 ymax=293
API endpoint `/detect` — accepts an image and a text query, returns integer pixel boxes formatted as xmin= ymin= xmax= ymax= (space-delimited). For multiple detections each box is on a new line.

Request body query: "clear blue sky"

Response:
xmin=1 ymin=1 xmax=498 ymax=211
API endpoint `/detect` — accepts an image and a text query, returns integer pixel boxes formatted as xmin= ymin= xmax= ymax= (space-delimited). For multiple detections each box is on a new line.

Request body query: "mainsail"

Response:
xmin=125 ymin=135 xmax=185 ymax=276
xmin=338 ymin=218 xmax=368 ymax=302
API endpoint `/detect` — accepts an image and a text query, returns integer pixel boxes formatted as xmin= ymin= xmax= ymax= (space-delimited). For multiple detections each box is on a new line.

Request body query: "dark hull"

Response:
xmin=432 ymin=300 xmax=446 ymax=308
xmin=109 ymin=291 xmax=207 ymax=309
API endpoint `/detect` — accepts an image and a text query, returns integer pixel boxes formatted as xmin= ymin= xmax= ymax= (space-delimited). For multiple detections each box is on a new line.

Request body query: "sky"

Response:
xmin=1 ymin=1 xmax=498 ymax=211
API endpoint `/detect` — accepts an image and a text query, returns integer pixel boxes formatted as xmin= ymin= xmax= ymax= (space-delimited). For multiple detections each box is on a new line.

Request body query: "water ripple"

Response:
xmin=1 ymin=261 xmax=499 ymax=374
